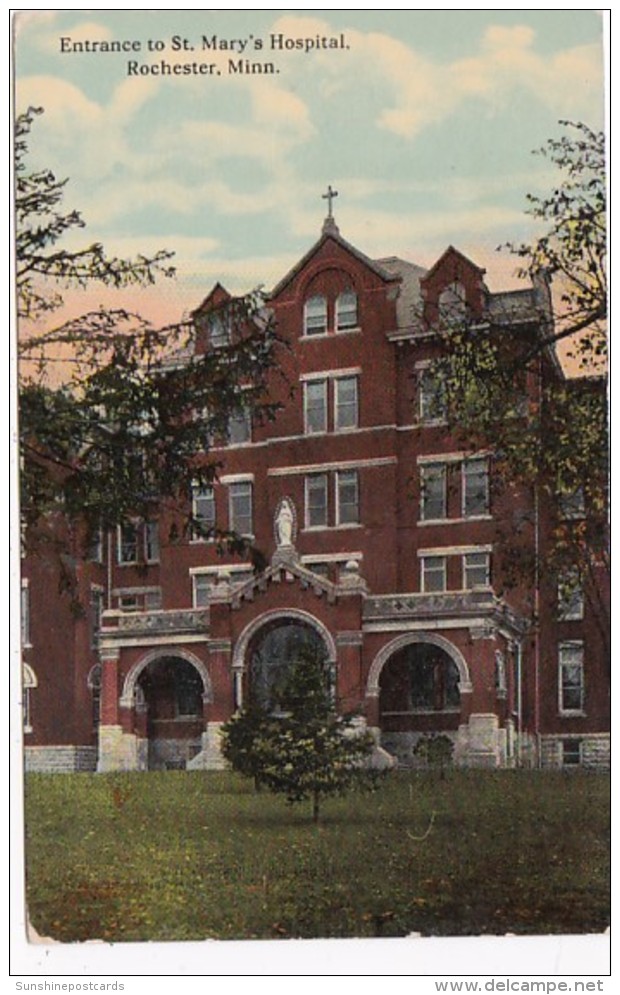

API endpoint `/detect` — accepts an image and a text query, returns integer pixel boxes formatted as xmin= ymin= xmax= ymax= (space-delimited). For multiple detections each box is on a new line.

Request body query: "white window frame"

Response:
xmin=418 ymin=367 xmax=447 ymax=425
xmin=305 ymin=473 xmax=328 ymax=529
xmin=335 ymin=289 xmax=358 ymax=331
xmin=336 ymin=470 xmax=360 ymax=526
xmin=557 ymin=570 xmax=585 ymax=621
xmin=209 ymin=311 xmax=231 ymax=349
xmin=193 ymin=574 xmax=212 ymax=608
xmin=303 ymin=294 xmax=328 ymax=336
xmin=304 ymin=379 xmax=328 ymax=435
xmin=21 ymin=579 xmax=31 ymax=648
xmin=420 ymin=463 xmax=447 ymax=521
xmin=191 ymin=484 xmax=216 ymax=541
xmin=334 ymin=375 xmax=359 ymax=432
xmin=227 ymin=405 xmax=252 ymax=446
xmin=144 ymin=521 xmax=160 ymax=563
xmin=561 ymin=739 xmax=582 ymax=767
xmin=23 ymin=663 xmax=38 ymax=734
xmin=229 ymin=480 xmax=253 ymax=537
xmin=463 ymin=551 xmax=490 ymax=589
xmin=117 ymin=523 xmax=138 ymax=565
xmin=558 ymin=641 xmax=585 ymax=715
xmin=421 ymin=555 xmax=447 ymax=593
xmin=462 ymin=458 xmax=490 ymax=518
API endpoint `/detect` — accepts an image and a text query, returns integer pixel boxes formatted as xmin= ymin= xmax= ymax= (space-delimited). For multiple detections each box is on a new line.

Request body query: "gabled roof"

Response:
xmin=190 ymin=282 xmax=231 ymax=318
xmin=230 ymin=558 xmax=338 ymax=608
xmin=421 ymin=245 xmax=487 ymax=284
xmin=268 ymin=222 xmax=401 ymax=299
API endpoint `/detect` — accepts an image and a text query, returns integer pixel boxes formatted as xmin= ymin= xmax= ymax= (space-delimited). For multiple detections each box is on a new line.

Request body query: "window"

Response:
xmin=304 ymin=379 xmax=327 ymax=434
xmin=90 ymin=587 xmax=104 ymax=649
xmin=21 ymin=580 xmax=30 ymax=647
xmin=87 ymin=664 xmax=102 ymax=731
xmin=438 ymin=281 xmax=467 ymax=317
xmin=23 ymin=663 xmax=37 ymax=734
xmin=305 ymin=473 xmax=328 ymax=528
xmin=559 ymin=642 xmax=585 ymax=714
xmin=336 ymin=470 xmax=359 ymax=525
xmin=144 ymin=589 xmax=162 ymax=611
xmin=463 ymin=552 xmax=490 ymax=589
xmin=193 ymin=574 xmax=212 ymax=607
xmin=558 ymin=486 xmax=585 ymax=520
xmin=227 ymin=406 xmax=251 ymax=445
xmin=420 ymin=464 xmax=446 ymax=521
xmin=209 ymin=311 xmax=230 ymax=349
xmin=118 ymin=523 xmax=138 ymax=564
xmin=421 ymin=556 xmax=447 ymax=593
xmin=334 ymin=376 xmax=358 ymax=431
xmin=144 ymin=521 xmax=160 ymax=563
xmin=229 ymin=481 xmax=253 ymax=536
xmin=119 ymin=595 xmax=140 ymax=612
xmin=336 ymin=290 xmax=358 ymax=330
xmin=419 ymin=368 xmax=447 ymax=424
xmin=561 ymin=739 xmax=582 ymax=767
xmin=192 ymin=485 xmax=216 ymax=540
xmin=463 ymin=459 xmax=489 ymax=517
xmin=304 ymin=294 xmax=327 ymax=336
xmin=557 ymin=570 xmax=584 ymax=621
xmin=88 ymin=527 xmax=103 ymax=563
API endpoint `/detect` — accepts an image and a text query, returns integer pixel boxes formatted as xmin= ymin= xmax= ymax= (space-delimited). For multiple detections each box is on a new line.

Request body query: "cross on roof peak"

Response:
xmin=322 ymin=184 xmax=338 ymax=219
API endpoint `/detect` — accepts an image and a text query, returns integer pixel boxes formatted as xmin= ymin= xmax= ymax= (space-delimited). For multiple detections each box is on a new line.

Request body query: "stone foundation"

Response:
xmin=539 ymin=733 xmax=610 ymax=770
xmin=148 ymin=737 xmax=202 ymax=770
xmin=25 ymin=746 xmax=97 ymax=773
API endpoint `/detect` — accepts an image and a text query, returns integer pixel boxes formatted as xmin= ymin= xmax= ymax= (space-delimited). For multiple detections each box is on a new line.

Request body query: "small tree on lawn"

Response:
xmin=222 ymin=646 xmax=379 ymax=823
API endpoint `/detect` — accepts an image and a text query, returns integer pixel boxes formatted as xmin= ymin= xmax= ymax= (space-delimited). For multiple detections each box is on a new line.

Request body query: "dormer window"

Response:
xmin=438 ymin=281 xmax=467 ymax=318
xmin=209 ymin=312 xmax=231 ymax=349
xmin=304 ymin=295 xmax=327 ymax=336
xmin=336 ymin=290 xmax=358 ymax=331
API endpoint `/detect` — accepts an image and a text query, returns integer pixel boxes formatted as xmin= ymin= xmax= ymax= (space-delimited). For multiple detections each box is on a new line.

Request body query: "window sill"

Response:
xmin=302 ymin=523 xmax=362 ymax=533
xmin=418 ymin=515 xmax=493 ymax=526
xmin=381 ymin=708 xmax=460 ymax=717
xmin=558 ymin=710 xmax=587 ymax=718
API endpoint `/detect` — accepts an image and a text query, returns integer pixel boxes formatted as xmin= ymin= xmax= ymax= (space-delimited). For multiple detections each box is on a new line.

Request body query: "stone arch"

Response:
xmin=120 ymin=648 xmax=213 ymax=709
xmin=232 ymin=607 xmax=337 ymax=674
xmin=366 ymin=632 xmax=472 ymax=698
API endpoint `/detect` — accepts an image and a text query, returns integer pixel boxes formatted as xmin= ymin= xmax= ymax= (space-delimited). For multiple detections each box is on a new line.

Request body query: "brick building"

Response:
xmin=21 ymin=209 xmax=610 ymax=773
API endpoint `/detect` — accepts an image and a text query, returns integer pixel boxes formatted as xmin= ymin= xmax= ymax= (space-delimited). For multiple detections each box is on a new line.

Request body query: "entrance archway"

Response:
xmin=367 ymin=633 xmax=471 ymax=765
xmin=134 ymin=655 xmax=208 ymax=770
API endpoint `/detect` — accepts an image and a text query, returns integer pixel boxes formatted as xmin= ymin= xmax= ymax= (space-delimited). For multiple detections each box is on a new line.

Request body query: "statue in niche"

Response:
xmin=275 ymin=498 xmax=295 ymax=548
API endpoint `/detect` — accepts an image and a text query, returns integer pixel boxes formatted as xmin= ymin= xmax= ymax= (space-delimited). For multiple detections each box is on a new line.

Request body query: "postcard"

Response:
xmin=12 ymin=9 xmax=609 ymax=981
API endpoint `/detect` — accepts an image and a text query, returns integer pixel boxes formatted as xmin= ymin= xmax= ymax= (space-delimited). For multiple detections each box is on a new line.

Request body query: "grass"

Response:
xmin=24 ymin=769 xmax=610 ymax=943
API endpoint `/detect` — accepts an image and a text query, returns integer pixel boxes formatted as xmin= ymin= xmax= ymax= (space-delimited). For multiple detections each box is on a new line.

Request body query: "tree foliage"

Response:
xmin=17 ymin=106 xmax=281 ymax=563
xmin=505 ymin=120 xmax=606 ymax=365
xmin=221 ymin=647 xmax=380 ymax=823
xmin=424 ymin=122 xmax=608 ymax=636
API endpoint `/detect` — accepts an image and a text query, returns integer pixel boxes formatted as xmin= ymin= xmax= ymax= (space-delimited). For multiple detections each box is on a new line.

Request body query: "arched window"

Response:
xmin=336 ymin=289 xmax=358 ymax=331
xmin=23 ymin=663 xmax=38 ymax=733
xmin=304 ymin=295 xmax=327 ymax=336
xmin=438 ymin=281 xmax=467 ymax=319
xmin=249 ymin=621 xmax=328 ymax=710
xmin=87 ymin=664 xmax=102 ymax=730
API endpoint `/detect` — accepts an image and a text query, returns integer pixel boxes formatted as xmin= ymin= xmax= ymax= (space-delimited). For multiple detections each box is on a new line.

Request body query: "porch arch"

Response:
xmin=120 ymin=647 xmax=213 ymax=708
xmin=366 ymin=632 xmax=472 ymax=698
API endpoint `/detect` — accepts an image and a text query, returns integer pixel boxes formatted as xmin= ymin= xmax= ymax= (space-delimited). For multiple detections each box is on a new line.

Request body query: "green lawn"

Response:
xmin=24 ymin=770 xmax=610 ymax=943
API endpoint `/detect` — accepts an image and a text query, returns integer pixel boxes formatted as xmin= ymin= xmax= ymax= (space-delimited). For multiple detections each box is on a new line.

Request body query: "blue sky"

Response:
xmin=14 ymin=9 xmax=606 ymax=326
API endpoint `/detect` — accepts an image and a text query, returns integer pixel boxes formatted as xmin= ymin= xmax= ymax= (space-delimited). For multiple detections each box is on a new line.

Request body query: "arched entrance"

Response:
xmin=233 ymin=609 xmax=336 ymax=710
xmin=368 ymin=633 xmax=470 ymax=766
xmin=135 ymin=655 xmax=207 ymax=770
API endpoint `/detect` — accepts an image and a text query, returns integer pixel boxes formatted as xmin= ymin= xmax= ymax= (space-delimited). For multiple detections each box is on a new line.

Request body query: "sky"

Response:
xmin=14 ymin=9 xmax=606 ymax=329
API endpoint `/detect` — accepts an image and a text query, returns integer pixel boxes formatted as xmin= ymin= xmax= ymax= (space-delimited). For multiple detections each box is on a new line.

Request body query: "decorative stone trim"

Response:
xmin=232 ymin=607 xmax=338 ymax=675
xmin=336 ymin=631 xmax=364 ymax=647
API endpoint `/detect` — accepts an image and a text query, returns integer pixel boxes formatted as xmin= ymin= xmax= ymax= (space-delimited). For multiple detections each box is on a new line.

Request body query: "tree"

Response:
xmin=17 ymin=107 xmax=281 ymax=566
xmin=221 ymin=647 xmax=380 ymax=823
xmin=423 ymin=121 xmax=608 ymax=646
